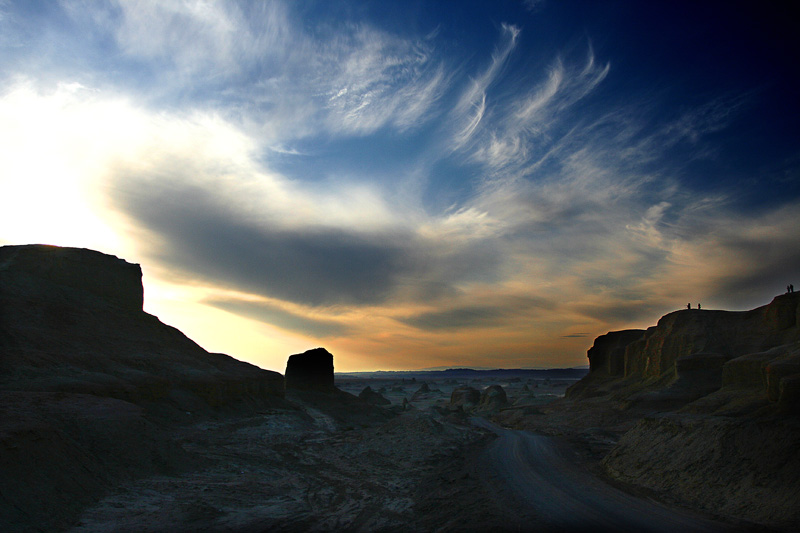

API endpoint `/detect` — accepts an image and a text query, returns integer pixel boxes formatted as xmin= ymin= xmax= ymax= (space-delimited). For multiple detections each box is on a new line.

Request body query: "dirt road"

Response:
xmin=472 ymin=417 xmax=732 ymax=532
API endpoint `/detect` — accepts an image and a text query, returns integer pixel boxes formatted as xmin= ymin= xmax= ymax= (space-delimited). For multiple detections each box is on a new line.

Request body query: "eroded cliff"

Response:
xmin=0 ymin=244 xmax=284 ymax=531
xmin=557 ymin=293 xmax=800 ymax=529
xmin=568 ymin=292 xmax=800 ymax=413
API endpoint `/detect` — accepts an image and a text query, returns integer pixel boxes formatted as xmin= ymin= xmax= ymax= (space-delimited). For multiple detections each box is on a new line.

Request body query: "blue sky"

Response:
xmin=1 ymin=1 xmax=798 ymax=371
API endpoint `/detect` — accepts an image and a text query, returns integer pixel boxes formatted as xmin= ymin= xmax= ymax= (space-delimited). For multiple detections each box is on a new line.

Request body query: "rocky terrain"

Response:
xmin=2 ymin=244 xmax=797 ymax=531
xmin=498 ymin=293 xmax=800 ymax=530
xmin=0 ymin=245 xmax=533 ymax=531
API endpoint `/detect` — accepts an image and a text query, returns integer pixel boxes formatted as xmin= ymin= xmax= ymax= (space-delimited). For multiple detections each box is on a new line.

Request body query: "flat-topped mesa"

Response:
xmin=0 ymin=243 xmax=284 ymax=407
xmin=568 ymin=292 xmax=800 ymax=410
xmin=285 ymin=347 xmax=335 ymax=392
xmin=0 ymin=244 xmax=143 ymax=311
xmin=624 ymin=294 xmax=799 ymax=379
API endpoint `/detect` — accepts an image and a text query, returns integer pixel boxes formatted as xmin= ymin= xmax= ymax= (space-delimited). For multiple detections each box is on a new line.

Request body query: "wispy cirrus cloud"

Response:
xmin=449 ymin=23 xmax=520 ymax=151
xmin=1 ymin=3 xmax=797 ymax=371
xmin=65 ymin=0 xmax=449 ymax=141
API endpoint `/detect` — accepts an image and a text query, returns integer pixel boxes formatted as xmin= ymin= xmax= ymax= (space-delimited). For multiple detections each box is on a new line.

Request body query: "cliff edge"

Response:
xmin=542 ymin=294 xmax=800 ymax=530
xmin=567 ymin=292 xmax=800 ymax=414
xmin=0 ymin=244 xmax=284 ymax=531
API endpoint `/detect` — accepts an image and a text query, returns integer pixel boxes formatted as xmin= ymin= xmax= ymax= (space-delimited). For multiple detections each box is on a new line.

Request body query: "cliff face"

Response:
xmin=569 ymin=293 xmax=800 ymax=412
xmin=0 ymin=244 xmax=287 ymax=531
xmin=561 ymin=294 xmax=800 ymax=529
xmin=624 ymin=295 xmax=799 ymax=378
xmin=0 ymin=244 xmax=284 ymax=406
xmin=587 ymin=329 xmax=646 ymax=376
xmin=0 ymin=244 xmax=143 ymax=311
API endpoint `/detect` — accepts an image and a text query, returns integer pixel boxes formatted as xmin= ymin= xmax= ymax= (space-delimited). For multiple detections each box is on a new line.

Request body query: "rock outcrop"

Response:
xmin=588 ymin=329 xmax=646 ymax=376
xmin=0 ymin=243 xmax=143 ymax=311
xmin=0 ymin=244 xmax=284 ymax=407
xmin=559 ymin=293 xmax=800 ymax=529
xmin=285 ymin=347 xmax=335 ymax=392
xmin=359 ymin=386 xmax=390 ymax=406
xmin=450 ymin=386 xmax=480 ymax=410
xmin=478 ymin=384 xmax=508 ymax=412
xmin=568 ymin=293 xmax=800 ymax=410
xmin=0 ymin=244 xmax=285 ymax=531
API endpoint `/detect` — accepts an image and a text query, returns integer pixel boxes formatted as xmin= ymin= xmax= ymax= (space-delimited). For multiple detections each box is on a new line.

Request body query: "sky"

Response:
xmin=1 ymin=1 xmax=798 ymax=372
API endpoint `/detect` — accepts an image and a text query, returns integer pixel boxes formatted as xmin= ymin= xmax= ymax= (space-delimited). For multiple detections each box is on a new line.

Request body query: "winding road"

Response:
xmin=471 ymin=417 xmax=732 ymax=532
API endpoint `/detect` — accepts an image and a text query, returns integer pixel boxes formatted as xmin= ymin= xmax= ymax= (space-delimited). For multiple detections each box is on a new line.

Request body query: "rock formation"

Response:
xmin=450 ymin=386 xmax=480 ymax=410
xmin=284 ymin=347 xmax=335 ymax=392
xmin=358 ymin=385 xmax=391 ymax=405
xmin=567 ymin=293 xmax=800 ymax=412
xmin=0 ymin=244 xmax=284 ymax=407
xmin=559 ymin=292 xmax=800 ymax=529
xmin=0 ymin=244 xmax=284 ymax=531
xmin=478 ymin=384 xmax=508 ymax=412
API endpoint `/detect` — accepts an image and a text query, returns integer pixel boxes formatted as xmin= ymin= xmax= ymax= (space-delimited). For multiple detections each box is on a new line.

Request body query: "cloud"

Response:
xmin=398 ymin=295 xmax=555 ymax=331
xmin=2 ymin=5 xmax=798 ymax=370
xmin=64 ymin=1 xmax=449 ymax=141
xmin=206 ymin=297 xmax=349 ymax=338
xmin=115 ymin=180 xmax=413 ymax=306
xmin=467 ymin=47 xmax=610 ymax=174
xmin=399 ymin=305 xmax=508 ymax=331
xmin=449 ymin=23 xmax=520 ymax=151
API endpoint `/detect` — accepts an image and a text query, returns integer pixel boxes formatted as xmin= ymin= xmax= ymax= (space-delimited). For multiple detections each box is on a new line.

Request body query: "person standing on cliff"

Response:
xmin=687 ymin=303 xmax=691 ymax=309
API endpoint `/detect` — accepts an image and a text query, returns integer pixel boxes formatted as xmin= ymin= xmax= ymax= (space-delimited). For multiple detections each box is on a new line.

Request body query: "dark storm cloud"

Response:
xmin=115 ymin=177 xmax=501 ymax=308
xmin=574 ymin=301 xmax=666 ymax=325
xmin=206 ymin=298 xmax=349 ymax=338
xmin=118 ymin=184 xmax=407 ymax=306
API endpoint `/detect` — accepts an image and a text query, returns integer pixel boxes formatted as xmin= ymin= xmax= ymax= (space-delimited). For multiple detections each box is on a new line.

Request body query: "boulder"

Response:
xmin=450 ymin=386 xmax=480 ymax=410
xmin=284 ymin=348 xmax=335 ymax=392
xmin=479 ymin=385 xmax=508 ymax=411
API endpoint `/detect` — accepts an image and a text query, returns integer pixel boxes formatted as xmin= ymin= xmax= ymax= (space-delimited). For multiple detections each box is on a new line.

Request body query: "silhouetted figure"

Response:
xmin=791 ymin=284 xmax=795 ymax=293
xmin=698 ymin=303 xmax=701 ymax=310
xmin=687 ymin=303 xmax=691 ymax=309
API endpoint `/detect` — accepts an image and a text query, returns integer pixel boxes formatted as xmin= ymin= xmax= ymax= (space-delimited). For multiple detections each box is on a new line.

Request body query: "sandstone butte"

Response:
xmin=0 ymin=244 xmax=285 ymax=529
xmin=568 ymin=292 xmax=800 ymax=412
xmin=546 ymin=290 xmax=800 ymax=529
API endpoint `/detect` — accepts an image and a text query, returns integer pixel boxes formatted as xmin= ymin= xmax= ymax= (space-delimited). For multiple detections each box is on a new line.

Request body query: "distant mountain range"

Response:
xmin=336 ymin=367 xmax=589 ymax=380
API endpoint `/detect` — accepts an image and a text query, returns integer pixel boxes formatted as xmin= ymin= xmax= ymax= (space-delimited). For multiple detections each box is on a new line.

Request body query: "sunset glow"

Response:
xmin=1 ymin=1 xmax=797 ymax=372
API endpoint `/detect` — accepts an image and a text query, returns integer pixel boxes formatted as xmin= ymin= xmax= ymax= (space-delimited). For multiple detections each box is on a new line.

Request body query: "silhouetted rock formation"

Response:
xmin=568 ymin=293 xmax=800 ymax=410
xmin=0 ymin=244 xmax=283 ymax=407
xmin=285 ymin=347 xmax=335 ymax=392
xmin=587 ymin=329 xmax=646 ymax=377
xmin=478 ymin=384 xmax=508 ymax=412
xmin=450 ymin=386 xmax=480 ymax=410
xmin=0 ymin=244 xmax=284 ymax=531
xmin=0 ymin=243 xmax=143 ymax=311
xmin=359 ymin=385 xmax=390 ymax=405
xmin=560 ymin=293 xmax=800 ymax=529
